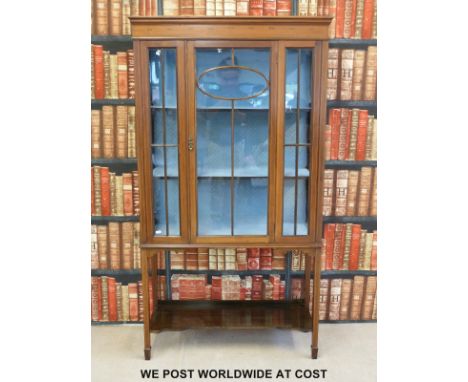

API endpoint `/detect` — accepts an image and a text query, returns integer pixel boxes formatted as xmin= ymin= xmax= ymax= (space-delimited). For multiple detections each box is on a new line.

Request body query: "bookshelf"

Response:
xmin=90 ymin=0 xmax=377 ymax=359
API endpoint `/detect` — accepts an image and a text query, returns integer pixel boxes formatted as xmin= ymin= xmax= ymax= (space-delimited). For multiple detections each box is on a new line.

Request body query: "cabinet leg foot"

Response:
xmin=144 ymin=347 xmax=151 ymax=360
xmin=311 ymin=347 xmax=318 ymax=359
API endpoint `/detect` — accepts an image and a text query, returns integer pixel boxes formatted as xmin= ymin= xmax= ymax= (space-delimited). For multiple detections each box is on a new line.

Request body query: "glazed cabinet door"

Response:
xmin=187 ymin=41 xmax=278 ymax=244
xmin=135 ymin=41 xmax=189 ymax=243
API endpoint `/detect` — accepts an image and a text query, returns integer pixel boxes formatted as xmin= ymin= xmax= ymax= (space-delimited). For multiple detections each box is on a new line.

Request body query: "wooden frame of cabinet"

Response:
xmin=130 ymin=16 xmax=331 ymax=361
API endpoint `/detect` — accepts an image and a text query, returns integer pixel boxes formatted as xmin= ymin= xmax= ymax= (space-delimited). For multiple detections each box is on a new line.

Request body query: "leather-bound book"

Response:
xmin=93 ymin=166 xmax=102 ymax=215
xmin=279 ymin=280 xmax=286 ymax=300
xmin=348 ymin=224 xmax=361 ymax=270
xmin=370 ymin=231 xmax=377 ymax=270
xmin=110 ymin=55 xmax=118 ymax=99
xmin=108 ymin=222 xmax=121 ymax=269
xmin=338 ymin=108 xmax=350 ymax=160
xmin=170 ymin=250 xmax=185 ymax=270
xmin=115 ymin=176 xmax=124 ymax=215
xmin=222 ymin=275 xmax=241 ymax=300
xmin=343 ymin=0 xmax=353 ymax=38
xmin=101 ymin=277 xmax=109 ymax=321
xmin=91 ymin=225 xmax=99 ymax=269
xmin=327 ymin=48 xmax=339 ymax=100
xmin=322 ymin=0 xmax=329 ymax=14
xmin=276 ymin=0 xmax=291 ymax=15
xmin=100 ymin=167 xmax=111 ymax=216
xmin=236 ymin=248 xmax=247 ymax=270
xmin=291 ymin=250 xmax=300 ymax=271
xmin=117 ymin=52 xmax=128 ymax=99
xmin=123 ymin=173 xmax=134 ymax=215
xmin=369 ymin=167 xmax=377 ymax=216
xmin=163 ymin=0 xmax=180 ymax=15
xmin=361 ymin=276 xmax=376 ymax=319
xmin=329 ymin=108 xmax=341 ymax=159
xmin=332 ymin=224 xmax=344 ymax=270
xmin=247 ymin=248 xmax=260 ymax=270
xmin=91 ymin=277 xmax=101 ymax=321
xmin=127 ymin=107 xmax=136 ymax=157
xmin=208 ymin=248 xmax=217 ymax=270
xmin=128 ymin=283 xmax=139 ymax=321
xmin=121 ymin=222 xmax=133 ymax=270
xmin=371 ymin=118 xmax=377 ymax=160
xmin=263 ymin=0 xmax=276 ymax=15
xmin=217 ymin=248 xmax=225 ymax=270
xmin=110 ymin=0 xmax=122 ymax=36
xmin=194 ymin=0 xmax=206 ymax=14
xmin=346 ymin=170 xmax=359 ymax=215
xmin=371 ymin=1 xmax=377 ymax=38
xmin=317 ymin=0 xmax=324 ymax=16
xmin=298 ymin=0 xmax=308 ymax=15
xmin=132 ymin=171 xmax=140 ymax=215
xmin=328 ymin=0 xmax=337 ymax=39
xmin=235 ymin=0 xmax=249 ymax=15
xmin=206 ymin=0 xmax=215 ymax=14
xmin=335 ymin=0 xmax=345 ymax=38
xmin=130 ymin=0 xmax=139 ymax=16
xmin=138 ymin=281 xmax=144 ymax=320
xmin=351 ymin=50 xmax=366 ymax=100
xmin=116 ymin=283 xmax=123 ymax=321
xmin=324 ymin=224 xmax=335 ymax=270
xmin=116 ymin=106 xmax=128 ymax=158
xmin=291 ymin=278 xmax=303 ymax=300
xmin=339 ymin=278 xmax=352 ymax=319
xmin=252 ymin=275 xmax=263 ymax=301
xmin=180 ymin=0 xmax=194 ymax=14
xmin=95 ymin=0 xmax=109 ymax=35
xmin=104 ymin=51 xmax=111 ymax=99
xmin=225 ymin=248 xmax=236 ymax=270
xmin=102 ymin=106 xmax=115 ymax=158
xmin=215 ymin=0 xmax=224 ymax=15
xmin=363 ymin=46 xmax=377 ymax=100
xmin=342 ymin=223 xmax=353 ymax=270
xmin=347 ymin=108 xmax=359 ymax=159
xmin=358 ymin=229 xmax=367 ymax=269
xmin=211 ymin=276 xmax=222 ymax=300
xmin=198 ymin=248 xmax=209 ymax=270
xmin=328 ymin=279 xmax=342 ymax=320
xmin=362 ymin=0 xmax=374 ymax=39
xmin=272 ymin=250 xmax=286 ymax=270
xmin=122 ymin=0 xmax=131 ymax=35
xmin=224 ymin=0 xmax=236 ymax=15
xmin=320 ymin=238 xmax=326 ymax=271
xmin=97 ymin=225 xmax=108 ymax=268
xmin=365 ymin=116 xmax=374 ymax=159
xmin=108 ymin=277 xmax=117 ymax=321
xmin=334 ymin=170 xmax=349 ymax=216
xmin=91 ymin=168 xmax=95 ymax=215
xmin=357 ymin=167 xmax=372 ymax=215
xmin=93 ymin=45 xmax=104 ymax=99
xmin=355 ymin=109 xmax=368 ymax=160
xmin=324 ymin=124 xmax=331 ymax=160
xmin=353 ymin=0 xmax=364 ymax=38
xmin=339 ymin=49 xmax=354 ymax=100
xmin=109 ymin=172 xmax=116 ymax=215
xmin=372 ymin=292 xmax=377 ymax=319
xmin=350 ymin=275 xmax=365 ymax=320
xmin=133 ymin=223 xmax=140 ymax=269
xmin=91 ymin=46 xmax=95 ymax=98
xmin=186 ymin=250 xmax=198 ymax=270
xmin=249 ymin=0 xmax=263 ymax=15
xmin=319 ymin=279 xmax=330 ymax=320
xmin=363 ymin=232 xmax=373 ymax=270
xmin=121 ymin=285 xmax=129 ymax=322
xmin=322 ymin=169 xmax=335 ymax=216
xmin=127 ymin=50 xmax=135 ymax=99
xmin=91 ymin=110 xmax=101 ymax=158
xmin=308 ymin=0 xmax=318 ymax=15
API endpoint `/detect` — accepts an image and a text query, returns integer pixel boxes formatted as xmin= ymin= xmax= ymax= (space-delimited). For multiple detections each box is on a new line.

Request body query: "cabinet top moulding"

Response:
xmin=129 ymin=16 xmax=333 ymax=40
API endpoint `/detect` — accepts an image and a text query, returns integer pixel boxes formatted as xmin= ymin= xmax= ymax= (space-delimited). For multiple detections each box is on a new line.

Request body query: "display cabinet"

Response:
xmin=131 ymin=16 xmax=332 ymax=360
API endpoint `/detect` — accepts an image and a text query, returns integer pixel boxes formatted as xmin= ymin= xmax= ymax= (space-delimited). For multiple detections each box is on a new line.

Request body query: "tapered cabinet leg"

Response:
xmin=142 ymin=249 xmax=152 ymax=360
xmin=144 ymin=348 xmax=151 ymax=360
xmin=311 ymin=347 xmax=318 ymax=359
xmin=311 ymin=249 xmax=321 ymax=359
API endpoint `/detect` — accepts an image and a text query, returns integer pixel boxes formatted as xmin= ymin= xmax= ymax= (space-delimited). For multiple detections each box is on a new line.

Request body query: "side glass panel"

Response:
xmin=282 ymin=48 xmax=313 ymax=236
xmin=195 ymin=48 xmax=270 ymax=236
xmin=149 ymin=48 xmax=181 ymax=236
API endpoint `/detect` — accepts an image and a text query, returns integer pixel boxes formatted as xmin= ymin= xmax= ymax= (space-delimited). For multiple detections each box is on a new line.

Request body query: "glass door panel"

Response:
xmin=149 ymin=48 xmax=181 ymax=236
xmin=282 ymin=48 xmax=313 ymax=236
xmin=195 ymin=47 xmax=271 ymax=236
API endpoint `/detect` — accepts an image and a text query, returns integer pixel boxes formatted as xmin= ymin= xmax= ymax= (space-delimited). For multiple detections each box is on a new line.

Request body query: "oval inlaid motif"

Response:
xmin=197 ymin=65 xmax=269 ymax=101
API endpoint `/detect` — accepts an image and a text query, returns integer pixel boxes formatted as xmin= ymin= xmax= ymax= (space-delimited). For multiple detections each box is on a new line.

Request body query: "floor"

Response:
xmin=92 ymin=324 xmax=376 ymax=382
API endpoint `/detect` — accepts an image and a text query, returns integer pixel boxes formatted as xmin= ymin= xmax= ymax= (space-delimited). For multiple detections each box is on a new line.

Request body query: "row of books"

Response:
xmin=91 ymin=276 xmax=166 ymax=322
xmin=91 ymin=46 xmax=135 ymax=99
xmin=91 ymin=166 xmax=140 ymax=216
xmin=170 ymin=248 xmax=286 ymax=271
xmin=92 ymin=106 xmax=137 ymax=159
xmin=327 ymin=47 xmax=377 ymax=101
xmin=91 ymin=223 xmax=141 ymax=270
xmin=292 ymin=275 xmax=376 ymax=320
xmin=322 ymin=223 xmax=376 ymax=271
xmin=325 ymin=108 xmax=376 ymax=161
xmin=323 ymin=167 xmax=376 ymax=217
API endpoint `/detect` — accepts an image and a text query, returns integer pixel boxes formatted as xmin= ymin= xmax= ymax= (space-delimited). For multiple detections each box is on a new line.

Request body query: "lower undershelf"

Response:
xmin=150 ymin=300 xmax=312 ymax=332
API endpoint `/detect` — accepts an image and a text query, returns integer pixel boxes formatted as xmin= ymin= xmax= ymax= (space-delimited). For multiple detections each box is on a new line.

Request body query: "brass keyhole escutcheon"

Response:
xmin=188 ymin=137 xmax=193 ymax=151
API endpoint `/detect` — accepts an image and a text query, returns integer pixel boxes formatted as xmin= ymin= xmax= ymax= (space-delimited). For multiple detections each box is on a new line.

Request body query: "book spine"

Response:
xmin=93 ymin=166 xmax=102 ymax=216
xmin=180 ymin=0 xmax=194 ymax=15
xmin=351 ymin=50 xmax=366 ymax=100
xmin=298 ymin=0 xmax=308 ymax=16
xmin=194 ymin=0 xmax=207 ymax=15
xmin=91 ymin=225 xmax=99 ymax=269
xmin=342 ymin=223 xmax=352 ymax=270
xmin=117 ymin=52 xmax=129 ymax=99
xmin=319 ymin=279 xmax=330 ymax=320
xmin=128 ymin=283 xmax=139 ymax=321
xmin=108 ymin=278 xmax=117 ymax=321
xmin=110 ymin=0 xmax=122 ymax=36
xmin=353 ymin=0 xmax=364 ymax=38
xmin=131 ymin=0 xmax=140 ymax=16
xmin=132 ymin=171 xmax=140 ymax=215
xmin=140 ymin=0 xmax=146 ymax=14
xmin=262 ymin=0 xmax=276 ymax=15
xmin=328 ymin=0 xmax=337 ymax=39
xmin=371 ymin=118 xmax=377 ymax=160
xmin=372 ymin=291 xmax=377 ymax=319
xmin=133 ymin=223 xmax=141 ymax=269
xmin=363 ymin=232 xmax=373 ymax=270
xmin=324 ymin=124 xmax=331 ymax=161
xmin=96 ymin=225 xmax=108 ymax=268
xmin=121 ymin=285 xmax=129 ymax=322
xmin=335 ymin=0 xmax=345 ymax=38
xmin=122 ymin=0 xmax=132 ymax=35
xmin=365 ymin=116 xmax=374 ymax=160
xmin=276 ymin=0 xmax=292 ymax=15
xmin=116 ymin=106 xmax=128 ymax=158
xmin=342 ymin=0 xmax=353 ymax=38
xmin=108 ymin=222 xmax=121 ymax=269
xmin=102 ymin=106 xmax=115 ymax=158
xmin=371 ymin=0 xmax=377 ymax=38
xmin=128 ymin=50 xmax=135 ymax=99
xmin=109 ymin=172 xmax=116 ymax=215
xmin=110 ymin=55 xmax=118 ymax=99
xmin=138 ymin=281 xmax=144 ymax=320
xmin=91 ymin=167 xmax=95 ymax=215
xmin=358 ymin=229 xmax=367 ymax=269
xmin=93 ymin=45 xmax=105 ymax=99
xmin=116 ymin=282 xmax=123 ymax=321
xmin=334 ymin=170 xmax=349 ymax=216
xmin=347 ymin=108 xmax=359 ymax=159
xmin=363 ymin=46 xmax=377 ymax=100
xmin=101 ymin=277 xmax=109 ymax=321
xmin=362 ymin=0 xmax=374 ymax=39
xmin=350 ymin=275 xmax=365 ymax=320
xmin=91 ymin=110 xmax=102 ymax=158
xmin=91 ymin=277 xmax=101 ymax=321
xmin=206 ymin=0 xmax=215 ymax=15
xmin=249 ymin=0 xmax=263 ymax=15
xmin=370 ymin=231 xmax=377 ymax=270
xmin=346 ymin=170 xmax=359 ymax=215
xmin=337 ymin=108 xmax=349 ymax=160
xmin=357 ymin=167 xmax=372 ymax=215
xmin=348 ymin=224 xmax=361 ymax=270
xmin=215 ymin=0 xmax=224 ymax=15
xmin=370 ymin=169 xmax=377 ymax=216
xmin=324 ymin=224 xmax=335 ymax=270
xmin=163 ymin=0 xmax=180 ymax=15
xmin=329 ymin=108 xmax=341 ymax=160
xmin=323 ymin=0 xmax=329 ymax=14
xmin=100 ymin=167 xmax=111 ymax=216
xmin=322 ymin=169 xmax=335 ymax=216
xmin=361 ymin=276 xmax=376 ymax=319
xmin=327 ymin=48 xmax=339 ymax=101
xmin=95 ymin=0 xmax=109 ymax=35
xmin=338 ymin=278 xmax=352 ymax=319
xmin=328 ymin=279 xmax=342 ymax=320
xmin=127 ymin=107 xmax=136 ymax=157
xmin=355 ymin=109 xmax=368 ymax=160
xmin=115 ymin=176 xmax=124 ymax=215
xmin=121 ymin=222 xmax=133 ymax=269
xmin=308 ymin=0 xmax=318 ymax=15
xmin=224 ymin=0 xmax=236 ymax=15
xmin=91 ymin=46 xmax=95 ymax=99
xmin=332 ymin=224 xmax=343 ymax=270
xmin=123 ymin=173 xmax=134 ymax=215
xmin=339 ymin=49 xmax=354 ymax=100
xmin=104 ymin=51 xmax=111 ymax=99
xmin=317 ymin=0 xmax=324 ymax=15
xmin=152 ymin=0 xmax=158 ymax=15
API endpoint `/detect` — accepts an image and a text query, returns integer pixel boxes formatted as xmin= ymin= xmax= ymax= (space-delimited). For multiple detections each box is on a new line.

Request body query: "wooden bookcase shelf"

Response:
xmin=91 ymin=35 xmax=132 ymax=43
xmin=91 ymin=216 xmax=139 ymax=223
xmin=91 ymin=99 xmax=135 ymax=108
xmin=92 ymin=321 xmax=142 ymax=326
xmin=325 ymin=160 xmax=377 ymax=169
xmin=91 ymin=158 xmax=137 ymax=173
xmin=329 ymin=39 xmax=377 ymax=47
xmin=91 ymin=269 xmax=143 ymax=276
xmin=292 ymin=270 xmax=377 ymax=277
xmin=327 ymin=100 xmax=377 ymax=109
xmin=323 ymin=216 xmax=377 ymax=224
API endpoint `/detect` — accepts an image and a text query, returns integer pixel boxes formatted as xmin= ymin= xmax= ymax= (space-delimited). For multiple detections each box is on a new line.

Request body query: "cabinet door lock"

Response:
xmin=188 ymin=137 xmax=194 ymax=151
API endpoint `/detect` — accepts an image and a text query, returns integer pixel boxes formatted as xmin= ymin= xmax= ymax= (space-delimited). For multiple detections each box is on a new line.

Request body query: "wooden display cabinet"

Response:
xmin=130 ymin=16 xmax=332 ymax=360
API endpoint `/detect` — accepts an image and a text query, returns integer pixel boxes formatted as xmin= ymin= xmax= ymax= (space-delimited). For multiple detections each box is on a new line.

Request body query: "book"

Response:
xmin=357 ymin=167 xmax=372 ymax=215
xmin=163 ymin=0 xmax=180 ymax=15
xmin=328 ymin=0 xmax=337 ymax=38
xmin=91 ymin=277 xmax=101 ymax=321
xmin=323 ymin=124 xmax=331 ymax=160
xmin=363 ymin=232 xmax=373 ymax=270
xmin=348 ymin=108 xmax=359 ymax=159
xmin=95 ymin=0 xmax=109 ymax=35
xmin=121 ymin=222 xmax=133 ymax=269
xmin=108 ymin=222 xmax=121 ymax=269
xmin=346 ymin=170 xmax=359 ymax=215
xmin=370 ymin=231 xmax=377 ymax=270
xmin=355 ymin=109 xmax=368 ymax=160
xmin=91 ymin=225 xmax=99 ymax=269
xmin=93 ymin=166 xmax=102 ymax=215
xmin=122 ymin=0 xmax=131 ymax=35
xmin=335 ymin=0 xmax=345 ymax=38
xmin=358 ymin=229 xmax=367 ymax=269
xmin=308 ymin=0 xmax=318 ymax=15
xmin=276 ymin=0 xmax=291 ymax=15
xmin=116 ymin=106 xmax=128 ymax=158
xmin=328 ymin=279 xmax=342 ymax=320
xmin=180 ymin=0 xmax=194 ymax=15
xmin=93 ymin=45 xmax=105 ymax=99
xmin=298 ymin=0 xmax=308 ymax=16
xmin=339 ymin=49 xmax=354 ymax=100
xmin=327 ymin=48 xmax=339 ymax=100
xmin=365 ymin=116 xmax=374 ymax=159
xmin=350 ymin=275 xmax=365 ymax=320
xmin=102 ymin=106 xmax=115 ymax=158
xmin=361 ymin=276 xmax=376 ymax=319
xmin=329 ymin=108 xmax=341 ymax=159
xmin=101 ymin=276 xmax=109 ymax=321
xmin=91 ymin=46 xmax=95 ymax=98
xmin=351 ymin=50 xmax=366 ymax=100
xmin=110 ymin=0 xmax=122 ymax=36
xmin=128 ymin=50 xmax=135 ymax=99
xmin=337 ymin=108 xmax=350 ymax=160
xmin=341 ymin=223 xmax=353 ymax=270
xmin=123 ymin=173 xmax=134 ymax=215
xmin=104 ymin=51 xmax=111 ymax=98
xmin=91 ymin=110 xmax=101 ymax=158
xmin=353 ymin=0 xmax=364 ymax=38
xmin=249 ymin=0 xmax=263 ymax=15
xmin=108 ymin=279 xmax=118 ymax=321
xmin=116 ymin=282 xmax=123 ymax=321
xmin=128 ymin=283 xmax=139 ymax=321
xmin=339 ymin=278 xmax=352 ymax=319
xmin=348 ymin=224 xmax=361 ymax=270
xmin=110 ymin=54 xmax=118 ymax=99
xmin=319 ymin=279 xmax=330 ymax=320
xmin=342 ymin=0 xmax=353 ymax=38
xmin=224 ymin=0 xmax=236 ymax=15
xmin=334 ymin=170 xmax=349 ymax=216
xmin=263 ymin=0 xmax=277 ymax=16
xmin=194 ymin=0 xmax=207 ymax=15
xmin=322 ymin=169 xmax=335 ymax=216
xmin=324 ymin=224 xmax=335 ymax=270
xmin=332 ymin=224 xmax=345 ymax=269
xmin=100 ymin=167 xmax=111 ymax=216
xmin=363 ymin=46 xmax=377 ymax=100
xmin=362 ymin=0 xmax=374 ymax=39
xmin=117 ymin=52 xmax=128 ymax=99
xmin=121 ymin=285 xmax=129 ymax=321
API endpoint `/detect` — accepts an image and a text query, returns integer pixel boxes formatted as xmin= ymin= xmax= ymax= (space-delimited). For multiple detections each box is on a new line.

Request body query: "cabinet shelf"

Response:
xmin=92 ymin=321 xmax=141 ymax=326
xmin=323 ymin=216 xmax=377 ymax=224
xmin=92 ymin=158 xmax=137 ymax=173
xmin=327 ymin=100 xmax=377 ymax=109
xmin=91 ymin=99 xmax=135 ymax=108
xmin=320 ymin=320 xmax=376 ymax=324
xmin=325 ymin=160 xmax=377 ymax=169
xmin=170 ymin=269 xmax=286 ymax=276
xmin=91 ymin=269 xmax=142 ymax=276
xmin=91 ymin=216 xmax=139 ymax=223
xmin=291 ymin=270 xmax=377 ymax=277
xmin=329 ymin=39 xmax=377 ymax=47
